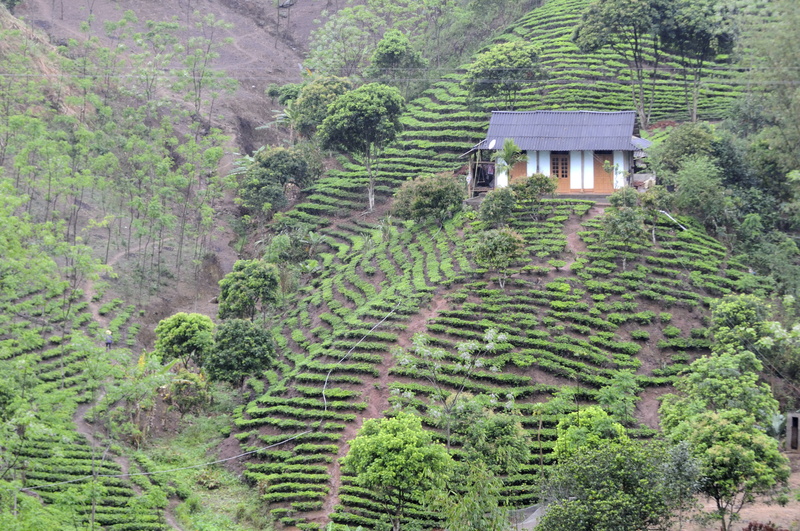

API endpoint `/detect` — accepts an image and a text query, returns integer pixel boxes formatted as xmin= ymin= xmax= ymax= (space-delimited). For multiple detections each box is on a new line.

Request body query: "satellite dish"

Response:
xmin=488 ymin=139 xmax=496 ymax=150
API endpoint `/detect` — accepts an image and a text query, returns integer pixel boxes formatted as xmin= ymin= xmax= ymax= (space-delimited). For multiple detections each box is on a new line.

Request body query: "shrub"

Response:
xmin=393 ymin=173 xmax=464 ymax=225
xmin=662 ymin=325 xmax=682 ymax=338
xmin=630 ymin=330 xmax=650 ymax=341
xmin=479 ymin=187 xmax=517 ymax=227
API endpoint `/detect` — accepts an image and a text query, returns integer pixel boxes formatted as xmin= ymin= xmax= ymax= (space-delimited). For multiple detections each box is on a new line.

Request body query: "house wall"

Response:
xmin=569 ymin=151 xmax=582 ymax=190
xmin=494 ymin=149 xmax=632 ymax=191
xmin=582 ymin=150 xmax=594 ymax=190
xmin=539 ymin=151 xmax=551 ymax=176
xmin=613 ymin=150 xmax=627 ymax=189
xmin=495 ymin=156 xmax=509 ymax=188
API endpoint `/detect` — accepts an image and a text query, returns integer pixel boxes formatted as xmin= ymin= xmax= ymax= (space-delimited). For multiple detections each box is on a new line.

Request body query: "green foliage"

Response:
xmin=393 ymin=173 xmax=464 ymax=225
xmin=660 ymin=350 xmax=779 ymax=432
xmin=553 ymin=405 xmax=629 ymax=458
xmin=536 ymin=439 xmax=699 ymax=531
xmin=293 ymin=76 xmax=352 ymax=138
xmin=208 ymin=319 xmax=276 ymax=386
xmin=473 ymin=228 xmax=526 ymax=288
xmin=236 ymin=146 xmax=319 ymax=218
xmin=673 ymin=155 xmax=735 ymax=234
xmin=479 ymin=187 xmax=517 ymax=227
xmin=166 ymin=369 xmax=210 ymax=416
xmin=433 ymin=462 xmax=509 ymax=531
xmin=318 ymin=83 xmax=405 ymax=210
xmin=665 ymin=409 xmax=790 ymax=531
xmin=218 ymin=260 xmax=280 ymax=320
xmin=651 ymin=122 xmax=716 ymax=176
xmin=342 ymin=412 xmax=453 ymax=531
xmin=512 ymin=173 xmax=558 ymax=218
xmin=573 ymin=0 xmax=672 ymax=128
xmin=154 ymin=312 xmax=215 ymax=367
xmin=463 ymin=41 xmax=548 ymax=110
xmin=365 ymin=29 xmax=428 ymax=99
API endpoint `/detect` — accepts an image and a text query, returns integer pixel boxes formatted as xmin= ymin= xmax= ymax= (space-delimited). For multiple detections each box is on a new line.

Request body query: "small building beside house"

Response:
xmin=465 ymin=110 xmax=651 ymax=196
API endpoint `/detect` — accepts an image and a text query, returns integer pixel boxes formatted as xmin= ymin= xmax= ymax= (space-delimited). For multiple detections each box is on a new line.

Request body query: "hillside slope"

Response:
xmin=234 ymin=196 xmax=777 ymax=529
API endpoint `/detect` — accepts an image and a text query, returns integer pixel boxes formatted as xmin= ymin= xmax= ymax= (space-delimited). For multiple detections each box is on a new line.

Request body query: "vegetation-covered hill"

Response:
xmin=1 ymin=0 xmax=799 ymax=529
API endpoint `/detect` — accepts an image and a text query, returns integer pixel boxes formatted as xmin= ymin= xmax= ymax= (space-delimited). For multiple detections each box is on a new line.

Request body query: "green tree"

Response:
xmin=392 ymin=329 xmax=510 ymax=449
xmin=292 ymin=76 xmax=352 ymax=138
xmin=318 ymin=83 xmax=405 ymax=211
xmin=661 ymin=0 xmax=736 ymax=121
xmin=602 ymin=188 xmax=647 ymax=270
xmin=553 ymin=405 xmax=629 ymax=459
xmin=365 ymin=29 xmax=428 ymax=99
xmin=510 ymin=173 xmax=557 ymax=219
xmin=392 ymin=172 xmax=464 ymax=226
xmin=217 ymin=260 xmax=280 ymax=321
xmin=305 ymin=5 xmax=386 ymax=77
xmin=434 ymin=462 xmax=509 ymax=531
xmin=660 ymin=350 xmax=780 ymax=432
xmin=573 ymin=0 xmax=672 ymax=129
xmin=235 ymin=146 xmax=317 ymax=220
xmin=673 ymin=155 xmax=736 ymax=235
xmin=207 ymin=319 xmax=276 ymax=386
xmin=651 ymin=122 xmax=716 ymax=176
xmin=153 ymin=312 xmax=214 ymax=368
xmin=342 ymin=412 xmax=454 ymax=531
xmin=479 ymin=187 xmax=517 ymax=227
xmin=747 ymin=0 xmax=800 ymax=170
xmin=463 ymin=41 xmax=548 ymax=110
xmin=664 ymin=409 xmax=790 ymax=531
xmin=536 ymin=439 xmax=698 ymax=531
xmin=473 ymin=227 xmax=526 ymax=288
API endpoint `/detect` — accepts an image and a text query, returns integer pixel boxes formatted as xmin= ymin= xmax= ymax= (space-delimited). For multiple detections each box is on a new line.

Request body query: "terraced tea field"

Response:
xmin=235 ymin=197 xmax=772 ymax=530
xmin=284 ymin=0 xmax=760 ymax=226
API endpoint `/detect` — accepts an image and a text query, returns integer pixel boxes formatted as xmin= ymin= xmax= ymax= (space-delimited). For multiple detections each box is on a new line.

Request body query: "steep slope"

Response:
xmin=284 ymin=0 xmax=768 ymax=228
xmin=232 ymin=196 xmax=774 ymax=529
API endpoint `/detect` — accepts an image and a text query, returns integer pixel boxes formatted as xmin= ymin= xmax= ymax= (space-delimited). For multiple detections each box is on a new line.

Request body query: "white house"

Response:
xmin=465 ymin=110 xmax=651 ymax=196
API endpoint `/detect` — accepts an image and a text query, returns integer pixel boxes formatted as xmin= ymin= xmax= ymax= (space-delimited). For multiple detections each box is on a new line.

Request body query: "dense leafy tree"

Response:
xmin=747 ymin=0 xmax=800 ymax=170
xmin=365 ymin=29 xmax=428 ymax=99
xmin=318 ymin=83 xmax=405 ymax=211
xmin=536 ymin=439 xmax=699 ymax=531
xmin=235 ymin=146 xmax=318 ymax=220
xmin=462 ymin=410 xmax=530 ymax=476
xmin=479 ymin=187 xmax=517 ymax=227
xmin=596 ymin=369 xmax=640 ymax=425
xmin=463 ymin=41 xmax=548 ymax=110
xmin=664 ymin=409 xmax=789 ymax=531
xmin=660 ymin=350 xmax=780 ymax=432
xmin=573 ymin=0 xmax=672 ymax=129
xmin=342 ymin=412 xmax=454 ymax=531
xmin=217 ymin=260 xmax=280 ymax=320
xmin=154 ymin=312 xmax=215 ymax=367
xmin=392 ymin=172 xmax=464 ymax=225
xmin=673 ymin=155 xmax=736 ymax=235
xmin=292 ymin=76 xmax=352 ymax=138
xmin=473 ymin=227 xmax=526 ymax=288
xmin=510 ymin=173 xmax=557 ymax=220
xmin=661 ymin=0 xmax=736 ymax=121
xmin=651 ymin=122 xmax=716 ymax=176
xmin=207 ymin=319 xmax=276 ymax=386
xmin=603 ymin=188 xmax=647 ymax=269
xmin=552 ymin=405 xmax=629 ymax=458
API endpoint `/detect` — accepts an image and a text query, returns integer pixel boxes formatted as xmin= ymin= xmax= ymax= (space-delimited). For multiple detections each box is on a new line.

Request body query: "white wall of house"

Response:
xmin=569 ymin=151 xmax=582 ymax=190
xmin=495 ymin=156 xmax=509 ymax=188
xmin=527 ymin=154 xmax=537 ymax=177
xmin=539 ymin=151 xmax=551 ymax=176
xmin=613 ymin=150 xmax=627 ymax=189
xmin=582 ymin=150 xmax=594 ymax=190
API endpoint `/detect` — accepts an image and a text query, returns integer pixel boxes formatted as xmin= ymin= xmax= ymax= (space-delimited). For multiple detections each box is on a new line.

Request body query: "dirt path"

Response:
xmin=562 ymin=204 xmax=604 ymax=266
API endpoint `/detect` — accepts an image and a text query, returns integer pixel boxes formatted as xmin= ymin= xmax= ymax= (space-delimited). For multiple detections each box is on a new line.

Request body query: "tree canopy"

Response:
xmin=206 ymin=319 xmax=276 ymax=386
xmin=318 ymin=83 xmax=405 ymax=211
xmin=463 ymin=41 xmax=548 ymax=110
xmin=342 ymin=412 xmax=453 ymax=531
xmin=392 ymin=172 xmax=464 ymax=225
xmin=217 ymin=259 xmax=280 ymax=320
xmin=153 ymin=312 xmax=215 ymax=367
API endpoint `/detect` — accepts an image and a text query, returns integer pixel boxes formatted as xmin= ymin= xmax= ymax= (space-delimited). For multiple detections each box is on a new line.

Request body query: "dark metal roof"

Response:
xmin=477 ymin=111 xmax=651 ymax=152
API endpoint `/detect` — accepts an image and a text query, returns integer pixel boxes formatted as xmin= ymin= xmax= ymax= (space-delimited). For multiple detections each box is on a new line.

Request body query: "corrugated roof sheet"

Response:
xmin=477 ymin=111 xmax=651 ymax=152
